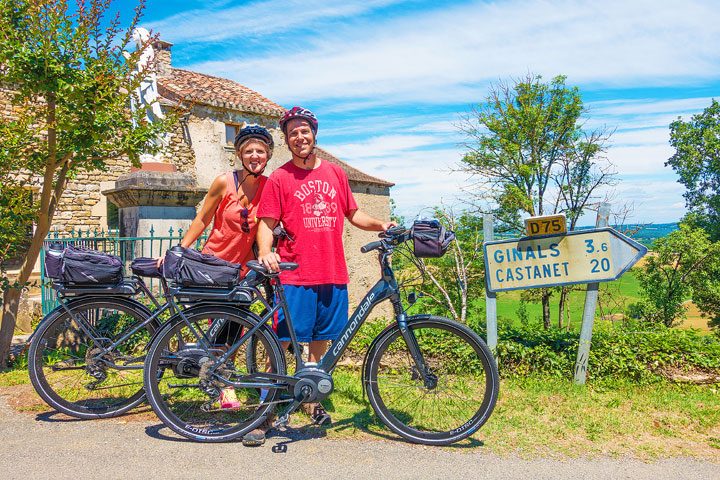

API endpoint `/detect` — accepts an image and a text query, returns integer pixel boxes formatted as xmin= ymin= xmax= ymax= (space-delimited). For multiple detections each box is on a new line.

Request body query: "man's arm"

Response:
xmin=346 ymin=209 xmax=396 ymax=232
xmin=257 ymin=217 xmax=281 ymax=272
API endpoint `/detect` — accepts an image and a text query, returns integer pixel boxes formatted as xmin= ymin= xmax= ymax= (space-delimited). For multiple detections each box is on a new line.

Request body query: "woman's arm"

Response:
xmin=180 ymin=174 xmax=226 ymax=248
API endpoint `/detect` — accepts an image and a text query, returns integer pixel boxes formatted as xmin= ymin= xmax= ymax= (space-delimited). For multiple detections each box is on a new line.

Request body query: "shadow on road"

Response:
xmin=327 ymin=406 xmax=485 ymax=449
xmin=35 ymin=411 xmax=85 ymax=423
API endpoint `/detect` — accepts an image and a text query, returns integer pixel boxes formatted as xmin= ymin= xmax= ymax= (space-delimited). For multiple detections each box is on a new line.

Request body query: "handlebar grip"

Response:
xmin=360 ymin=241 xmax=383 ymax=253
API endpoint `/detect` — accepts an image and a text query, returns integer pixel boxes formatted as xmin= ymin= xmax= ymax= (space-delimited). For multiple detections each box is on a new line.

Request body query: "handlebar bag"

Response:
xmin=59 ymin=245 xmax=123 ymax=285
xmin=130 ymin=257 xmax=163 ymax=279
xmin=163 ymin=246 xmax=241 ymax=287
xmin=411 ymin=219 xmax=456 ymax=258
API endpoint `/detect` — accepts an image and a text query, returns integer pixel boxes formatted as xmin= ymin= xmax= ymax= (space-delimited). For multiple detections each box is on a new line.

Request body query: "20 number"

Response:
xmin=590 ymin=258 xmax=610 ymax=273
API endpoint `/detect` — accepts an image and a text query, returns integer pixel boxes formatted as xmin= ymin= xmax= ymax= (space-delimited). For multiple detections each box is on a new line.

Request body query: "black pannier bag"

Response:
xmin=163 ymin=246 xmax=241 ymax=288
xmin=44 ymin=245 xmax=124 ymax=285
xmin=44 ymin=243 xmax=64 ymax=279
xmin=130 ymin=257 xmax=163 ymax=279
xmin=411 ymin=219 xmax=456 ymax=258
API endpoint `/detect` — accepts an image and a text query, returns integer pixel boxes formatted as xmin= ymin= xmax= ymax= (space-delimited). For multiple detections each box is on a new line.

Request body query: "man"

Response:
xmin=243 ymin=106 xmax=394 ymax=446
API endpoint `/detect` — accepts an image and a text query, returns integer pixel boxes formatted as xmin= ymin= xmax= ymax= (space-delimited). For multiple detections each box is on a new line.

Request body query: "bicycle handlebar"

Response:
xmin=360 ymin=241 xmax=384 ymax=253
xmin=360 ymin=226 xmax=412 ymax=253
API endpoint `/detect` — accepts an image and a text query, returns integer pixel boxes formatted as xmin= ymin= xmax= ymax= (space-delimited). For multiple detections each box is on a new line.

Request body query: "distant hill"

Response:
xmin=577 ymin=222 xmax=679 ymax=247
xmin=623 ymin=223 xmax=679 ymax=247
xmin=495 ymin=222 xmax=680 ymax=247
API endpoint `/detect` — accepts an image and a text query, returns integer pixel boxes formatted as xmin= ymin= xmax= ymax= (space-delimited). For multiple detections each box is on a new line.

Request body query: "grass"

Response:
xmin=2 ymin=363 xmax=719 ymax=459
xmin=324 ymin=369 xmax=720 ymax=459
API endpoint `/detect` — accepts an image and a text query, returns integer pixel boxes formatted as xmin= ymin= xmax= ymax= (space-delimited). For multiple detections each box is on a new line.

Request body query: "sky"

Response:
xmin=116 ymin=0 xmax=720 ymax=225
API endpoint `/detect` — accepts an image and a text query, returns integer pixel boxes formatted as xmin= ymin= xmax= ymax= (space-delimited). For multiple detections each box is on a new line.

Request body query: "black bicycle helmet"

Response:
xmin=233 ymin=124 xmax=274 ymax=153
xmin=233 ymin=124 xmax=273 ymax=177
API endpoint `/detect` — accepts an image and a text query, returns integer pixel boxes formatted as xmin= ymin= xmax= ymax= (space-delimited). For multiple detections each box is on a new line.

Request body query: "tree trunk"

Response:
xmin=558 ymin=287 xmax=568 ymax=329
xmin=542 ymin=289 xmax=551 ymax=330
xmin=0 ymin=208 xmax=51 ymax=367
xmin=0 ymin=288 xmax=22 ymax=369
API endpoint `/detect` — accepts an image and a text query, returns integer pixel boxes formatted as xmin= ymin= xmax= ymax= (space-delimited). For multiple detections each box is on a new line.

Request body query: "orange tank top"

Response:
xmin=202 ymin=171 xmax=267 ymax=275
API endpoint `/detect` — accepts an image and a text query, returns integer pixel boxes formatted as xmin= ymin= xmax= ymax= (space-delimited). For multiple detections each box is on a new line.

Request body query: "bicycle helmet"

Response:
xmin=279 ymin=106 xmax=318 ymax=136
xmin=233 ymin=124 xmax=273 ymax=177
xmin=233 ymin=124 xmax=274 ymax=152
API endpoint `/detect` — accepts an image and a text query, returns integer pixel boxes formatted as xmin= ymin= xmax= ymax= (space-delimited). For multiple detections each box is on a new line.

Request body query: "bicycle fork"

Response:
xmin=396 ymin=313 xmax=437 ymax=390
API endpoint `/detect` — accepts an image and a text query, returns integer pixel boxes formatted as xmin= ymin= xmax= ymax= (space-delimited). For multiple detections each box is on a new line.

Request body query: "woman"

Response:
xmin=159 ymin=124 xmax=273 ymax=409
xmin=175 ymin=124 xmax=272 ymax=267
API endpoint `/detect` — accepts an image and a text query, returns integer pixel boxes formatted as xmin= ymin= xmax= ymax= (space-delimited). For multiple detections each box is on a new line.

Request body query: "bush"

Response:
xmin=482 ymin=320 xmax=720 ymax=383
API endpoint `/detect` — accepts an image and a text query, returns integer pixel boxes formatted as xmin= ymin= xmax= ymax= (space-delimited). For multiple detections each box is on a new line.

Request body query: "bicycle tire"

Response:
xmin=363 ymin=315 xmax=499 ymax=445
xmin=143 ymin=305 xmax=285 ymax=442
xmin=28 ymin=297 xmax=154 ymax=419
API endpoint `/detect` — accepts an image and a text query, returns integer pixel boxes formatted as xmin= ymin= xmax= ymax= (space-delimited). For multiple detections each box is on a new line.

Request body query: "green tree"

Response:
xmin=0 ymin=0 xmax=172 ymax=367
xmin=457 ymin=74 xmax=615 ymax=329
xmin=667 ymin=99 xmax=720 ymax=241
xmin=397 ymin=208 xmax=485 ymax=325
xmin=634 ymin=224 xmax=720 ymax=327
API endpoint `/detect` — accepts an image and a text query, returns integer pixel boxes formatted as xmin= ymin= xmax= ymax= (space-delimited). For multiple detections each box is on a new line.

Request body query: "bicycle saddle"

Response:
xmin=245 ymin=260 xmax=298 ymax=276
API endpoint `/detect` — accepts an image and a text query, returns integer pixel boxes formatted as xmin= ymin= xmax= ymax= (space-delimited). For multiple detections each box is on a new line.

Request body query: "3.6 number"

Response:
xmin=585 ymin=239 xmax=608 ymax=253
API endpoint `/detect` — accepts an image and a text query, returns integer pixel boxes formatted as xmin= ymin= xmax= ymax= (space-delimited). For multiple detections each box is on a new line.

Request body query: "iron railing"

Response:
xmin=41 ymin=226 xmax=207 ymax=314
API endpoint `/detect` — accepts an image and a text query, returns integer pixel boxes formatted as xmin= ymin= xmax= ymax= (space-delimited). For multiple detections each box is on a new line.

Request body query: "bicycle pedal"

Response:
xmin=273 ymin=414 xmax=289 ymax=428
xmin=271 ymin=444 xmax=288 ymax=454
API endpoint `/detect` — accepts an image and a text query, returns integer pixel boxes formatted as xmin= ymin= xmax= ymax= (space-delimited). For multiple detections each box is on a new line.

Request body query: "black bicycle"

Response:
xmin=143 ymin=227 xmax=499 ymax=445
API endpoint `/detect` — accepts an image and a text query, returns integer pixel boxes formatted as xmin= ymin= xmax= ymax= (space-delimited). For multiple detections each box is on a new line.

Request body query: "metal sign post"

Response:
xmin=484 ymin=214 xmax=497 ymax=351
xmin=573 ymin=203 xmax=611 ymax=385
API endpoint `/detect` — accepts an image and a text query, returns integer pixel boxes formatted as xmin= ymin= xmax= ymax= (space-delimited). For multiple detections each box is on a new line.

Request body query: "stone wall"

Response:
xmin=343 ymin=188 xmax=394 ymax=319
xmin=182 ymin=104 xmax=288 ymax=189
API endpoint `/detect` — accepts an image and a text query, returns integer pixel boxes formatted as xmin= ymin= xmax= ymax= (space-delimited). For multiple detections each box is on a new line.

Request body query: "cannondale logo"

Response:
xmin=332 ymin=292 xmax=375 ymax=356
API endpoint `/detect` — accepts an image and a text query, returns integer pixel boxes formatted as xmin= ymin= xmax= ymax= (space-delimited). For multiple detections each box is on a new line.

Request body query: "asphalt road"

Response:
xmin=0 ymin=393 xmax=717 ymax=480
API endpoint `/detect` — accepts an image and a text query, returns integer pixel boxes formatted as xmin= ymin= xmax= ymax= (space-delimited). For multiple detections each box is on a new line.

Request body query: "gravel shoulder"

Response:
xmin=0 ymin=390 xmax=718 ymax=480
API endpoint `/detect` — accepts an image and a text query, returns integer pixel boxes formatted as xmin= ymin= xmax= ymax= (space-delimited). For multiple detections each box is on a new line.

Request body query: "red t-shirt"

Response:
xmin=257 ymin=159 xmax=358 ymax=285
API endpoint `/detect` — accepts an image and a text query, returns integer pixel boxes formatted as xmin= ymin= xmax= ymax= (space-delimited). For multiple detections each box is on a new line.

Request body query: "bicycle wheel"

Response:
xmin=144 ymin=305 xmax=285 ymax=442
xmin=363 ymin=315 xmax=499 ymax=445
xmin=28 ymin=297 xmax=154 ymax=419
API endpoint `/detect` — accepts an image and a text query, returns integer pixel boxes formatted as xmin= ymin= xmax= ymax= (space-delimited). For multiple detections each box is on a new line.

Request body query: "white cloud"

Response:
xmin=182 ymin=0 xmax=720 ymax=105
xmin=329 ymin=135 xmax=439 ymax=159
xmin=146 ymin=0 xmax=402 ymax=43
xmin=588 ymin=97 xmax=716 ymax=117
xmin=607 ymin=145 xmax=674 ymax=175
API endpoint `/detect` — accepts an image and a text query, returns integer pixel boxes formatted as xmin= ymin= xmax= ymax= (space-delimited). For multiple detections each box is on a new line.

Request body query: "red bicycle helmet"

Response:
xmin=279 ymin=106 xmax=318 ymax=136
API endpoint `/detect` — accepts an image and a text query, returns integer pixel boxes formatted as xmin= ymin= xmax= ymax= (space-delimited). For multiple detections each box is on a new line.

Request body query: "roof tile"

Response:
xmin=157 ymin=68 xmax=285 ymax=117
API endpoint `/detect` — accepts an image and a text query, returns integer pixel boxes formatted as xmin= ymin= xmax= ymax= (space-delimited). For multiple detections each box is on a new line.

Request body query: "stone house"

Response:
xmin=3 ymin=39 xmax=394 ymax=311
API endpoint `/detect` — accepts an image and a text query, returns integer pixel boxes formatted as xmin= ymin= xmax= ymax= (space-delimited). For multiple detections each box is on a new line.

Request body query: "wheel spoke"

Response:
xmin=365 ymin=318 xmax=498 ymax=444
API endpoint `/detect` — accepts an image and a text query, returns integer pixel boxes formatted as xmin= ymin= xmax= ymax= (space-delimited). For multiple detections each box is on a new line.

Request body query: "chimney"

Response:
xmin=153 ymin=39 xmax=173 ymax=78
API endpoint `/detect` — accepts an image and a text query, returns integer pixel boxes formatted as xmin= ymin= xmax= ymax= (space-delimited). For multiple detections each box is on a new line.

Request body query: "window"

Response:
xmin=225 ymin=124 xmax=239 ymax=146
xmin=107 ymin=201 xmax=119 ymax=231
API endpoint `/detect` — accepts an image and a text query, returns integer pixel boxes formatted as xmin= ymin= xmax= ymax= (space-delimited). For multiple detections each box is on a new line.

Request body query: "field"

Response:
xmin=472 ymin=268 xmax=710 ymax=332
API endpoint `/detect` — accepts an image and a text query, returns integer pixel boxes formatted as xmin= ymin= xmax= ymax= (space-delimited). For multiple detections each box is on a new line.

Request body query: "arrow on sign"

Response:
xmin=484 ymin=227 xmax=647 ymax=293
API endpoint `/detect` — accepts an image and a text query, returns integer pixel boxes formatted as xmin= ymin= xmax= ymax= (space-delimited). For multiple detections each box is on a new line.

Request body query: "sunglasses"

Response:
xmin=241 ymin=207 xmax=250 ymax=234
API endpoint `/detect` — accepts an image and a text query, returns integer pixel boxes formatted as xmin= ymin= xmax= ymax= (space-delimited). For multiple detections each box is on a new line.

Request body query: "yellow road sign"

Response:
xmin=524 ymin=214 xmax=567 ymax=236
xmin=484 ymin=228 xmax=647 ymax=293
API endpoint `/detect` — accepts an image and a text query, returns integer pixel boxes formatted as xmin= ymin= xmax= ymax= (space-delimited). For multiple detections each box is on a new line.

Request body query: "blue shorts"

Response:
xmin=273 ymin=284 xmax=348 ymax=342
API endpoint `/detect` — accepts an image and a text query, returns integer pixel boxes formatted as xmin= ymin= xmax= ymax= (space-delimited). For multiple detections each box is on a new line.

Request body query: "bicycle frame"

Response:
xmin=55 ymin=277 xmax=177 ymax=370
xmin=217 ymin=247 xmax=431 ymax=390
